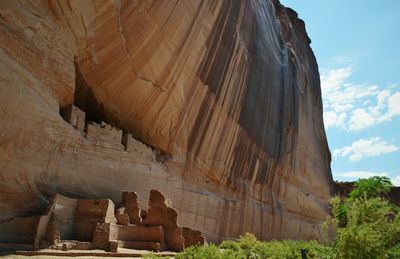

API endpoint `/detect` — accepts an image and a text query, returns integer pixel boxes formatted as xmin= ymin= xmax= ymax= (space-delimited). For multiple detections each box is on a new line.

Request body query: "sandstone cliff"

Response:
xmin=0 ymin=0 xmax=333 ymax=242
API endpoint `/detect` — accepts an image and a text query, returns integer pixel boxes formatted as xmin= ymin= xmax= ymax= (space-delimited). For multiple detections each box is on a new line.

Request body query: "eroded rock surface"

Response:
xmin=0 ymin=0 xmax=333 ymax=242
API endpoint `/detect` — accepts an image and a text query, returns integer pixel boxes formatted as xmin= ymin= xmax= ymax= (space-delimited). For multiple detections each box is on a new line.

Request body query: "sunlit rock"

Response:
xmin=0 ymin=0 xmax=333 ymax=243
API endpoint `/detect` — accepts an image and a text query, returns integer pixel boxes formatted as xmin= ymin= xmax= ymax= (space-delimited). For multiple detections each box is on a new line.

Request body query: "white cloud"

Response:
xmin=323 ymin=111 xmax=347 ymax=129
xmin=330 ymin=55 xmax=353 ymax=64
xmin=388 ymin=92 xmax=400 ymax=116
xmin=329 ymin=53 xmax=368 ymax=65
xmin=348 ymin=108 xmax=375 ymax=131
xmin=335 ymin=172 xmax=400 ymax=186
xmin=335 ymin=171 xmax=388 ymax=179
xmin=321 ymin=67 xmax=352 ymax=94
xmin=321 ymin=66 xmax=400 ymax=131
xmin=333 ymin=137 xmax=398 ymax=162
xmin=323 ymin=111 xmax=336 ymax=129
xmin=377 ymin=90 xmax=391 ymax=108
xmin=392 ymin=175 xmax=400 ymax=186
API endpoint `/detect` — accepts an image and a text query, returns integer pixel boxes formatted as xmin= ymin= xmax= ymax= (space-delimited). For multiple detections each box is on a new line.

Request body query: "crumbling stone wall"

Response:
xmin=86 ymin=122 xmax=124 ymax=150
xmin=60 ymin=104 xmax=158 ymax=157
xmin=0 ymin=190 xmax=205 ymax=253
xmin=118 ymin=192 xmax=141 ymax=224
xmin=141 ymin=190 xmax=185 ymax=251
xmin=122 ymin=134 xmax=156 ymax=161
xmin=60 ymin=104 xmax=86 ymax=133
xmin=74 ymin=199 xmax=116 ymax=241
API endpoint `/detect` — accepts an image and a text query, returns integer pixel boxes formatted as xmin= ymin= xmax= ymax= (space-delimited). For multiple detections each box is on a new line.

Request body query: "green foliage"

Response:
xmin=333 ymin=198 xmax=400 ymax=258
xmin=348 ymin=176 xmax=393 ymax=200
xmin=175 ymin=243 xmax=243 ymax=259
xmin=176 ymin=177 xmax=399 ymax=259
xmin=329 ymin=176 xmax=400 ymax=259
xmin=331 ymin=196 xmax=348 ymax=227
xmin=142 ymin=252 xmax=164 ymax=259
xmin=388 ymin=244 xmax=400 ymax=259
xmin=176 ymin=233 xmax=333 ymax=259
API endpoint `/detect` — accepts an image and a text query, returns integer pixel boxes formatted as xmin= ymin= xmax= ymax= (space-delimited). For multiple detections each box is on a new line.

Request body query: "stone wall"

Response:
xmin=60 ymin=104 xmax=86 ymax=133
xmin=0 ymin=190 xmax=205 ymax=252
xmin=122 ymin=134 xmax=156 ymax=161
xmin=60 ymin=104 xmax=157 ymax=158
xmin=86 ymin=122 xmax=124 ymax=150
xmin=74 ymin=199 xmax=117 ymax=241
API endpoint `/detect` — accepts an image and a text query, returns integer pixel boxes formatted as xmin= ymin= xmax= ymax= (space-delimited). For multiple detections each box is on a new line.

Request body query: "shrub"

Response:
xmin=142 ymin=252 xmax=165 ymax=259
xmin=176 ymin=177 xmax=399 ymax=259
xmin=389 ymin=244 xmax=400 ymax=259
xmin=333 ymin=198 xmax=399 ymax=258
xmin=348 ymin=176 xmax=393 ymax=200
xmin=331 ymin=196 xmax=348 ymax=227
xmin=177 ymin=233 xmax=332 ymax=259
xmin=330 ymin=177 xmax=400 ymax=259
xmin=175 ymin=243 xmax=241 ymax=259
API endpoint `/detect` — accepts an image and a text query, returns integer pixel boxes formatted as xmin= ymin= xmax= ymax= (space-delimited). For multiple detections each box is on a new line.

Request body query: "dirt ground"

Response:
xmin=0 ymin=248 xmax=175 ymax=258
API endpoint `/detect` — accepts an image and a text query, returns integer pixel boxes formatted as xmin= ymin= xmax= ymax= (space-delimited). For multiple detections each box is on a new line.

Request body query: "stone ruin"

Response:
xmin=60 ymin=104 xmax=156 ymax=161
xmin=60 ymin=104 xmax=86 ymax=133
xmin=0 ymin=190 xmax=205 ymax=252
xmin=86 ymin=121 xmax=124 ymax=150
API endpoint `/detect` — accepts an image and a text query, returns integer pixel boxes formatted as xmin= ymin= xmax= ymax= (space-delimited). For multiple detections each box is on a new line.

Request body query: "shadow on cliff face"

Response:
xmin=59 ymin=60 xmax=134 ymax=134
xmin=64 ymin=61 xmax=168 ymax=161
xmin=58 ymin=61 xmax=171 ymax=166
xmin=70 ymin=61 xmax=106 ymax=125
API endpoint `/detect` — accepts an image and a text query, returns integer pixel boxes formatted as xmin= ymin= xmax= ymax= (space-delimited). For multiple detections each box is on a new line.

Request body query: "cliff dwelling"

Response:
xmin=0 ymin=0 xmax=337 ymax=257
xmin=0 ymin=190 xmax=205 ymax=253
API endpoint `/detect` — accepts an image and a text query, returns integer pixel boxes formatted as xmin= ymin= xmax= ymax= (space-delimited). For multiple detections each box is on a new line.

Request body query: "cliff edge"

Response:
xmin=0 ymin=0 xmax=333 ymax=242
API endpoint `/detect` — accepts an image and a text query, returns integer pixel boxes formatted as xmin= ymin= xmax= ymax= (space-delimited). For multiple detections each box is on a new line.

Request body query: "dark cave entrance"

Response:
xmin=59 ymin=61 xmax=110 ymax=127
xmin=58 ymin=60 xmax=165 ymax=160
xmin=72 ymin=62 xmax=105 ymax=124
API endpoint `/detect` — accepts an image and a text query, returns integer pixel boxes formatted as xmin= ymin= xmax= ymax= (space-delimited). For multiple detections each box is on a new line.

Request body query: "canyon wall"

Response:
xmin=0 ymin=0 xmax=333 ymax=242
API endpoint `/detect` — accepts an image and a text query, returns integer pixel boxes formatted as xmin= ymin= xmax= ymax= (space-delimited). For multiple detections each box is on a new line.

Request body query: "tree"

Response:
xmin=348 ymin=176 xmax=393 ymax=200
xmin=329 ymin=176 xmax=400 ymax=259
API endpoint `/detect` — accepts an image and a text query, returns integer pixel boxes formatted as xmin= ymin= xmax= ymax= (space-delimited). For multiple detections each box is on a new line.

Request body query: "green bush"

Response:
xmin=333 ymin=198 xmax=400 ymax=258
xmin=141 ymin=252 xmax=165 ymax=259
xmin=175 ymin=243 xmax=245 ymax=259
xmin=175 ymin=177 xmax=399 ymax=259
xmin=348 ymin=176 xmax=393 ymax=200
xmin=331 ymin=196 xmax=348 ymax=227
xmin=329 ymin=176 xmax=400 ymax=259
xmin=177 ymin=233 xmax=332 ymax=259
xmin=389 ymin=244 xmax=400 ymax=258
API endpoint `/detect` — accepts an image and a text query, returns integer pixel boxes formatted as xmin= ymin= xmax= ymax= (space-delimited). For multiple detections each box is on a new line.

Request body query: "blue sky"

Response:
xmin=280 ymin=0 xmax=400 ymax=185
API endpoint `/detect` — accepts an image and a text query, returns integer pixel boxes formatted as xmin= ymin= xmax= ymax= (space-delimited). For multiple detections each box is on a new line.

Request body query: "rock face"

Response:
xmin=0 ymin=0 xmax=333 ymax=242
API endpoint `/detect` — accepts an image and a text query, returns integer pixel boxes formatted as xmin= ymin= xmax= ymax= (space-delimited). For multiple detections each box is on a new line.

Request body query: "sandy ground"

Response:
xmin=0 ymin=248 xmax=176 ymax=258
xmin=3 ymin=256 xmax=138 ymax=259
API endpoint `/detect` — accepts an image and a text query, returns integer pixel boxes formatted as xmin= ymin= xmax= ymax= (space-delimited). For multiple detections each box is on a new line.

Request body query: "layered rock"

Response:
xmin=0 ymin=0 xmax=333 ymax=242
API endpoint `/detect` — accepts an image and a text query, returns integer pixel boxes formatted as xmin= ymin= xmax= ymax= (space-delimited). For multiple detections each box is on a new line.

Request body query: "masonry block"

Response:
xmin=61 ymin=104 xmax=85 ymax=132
